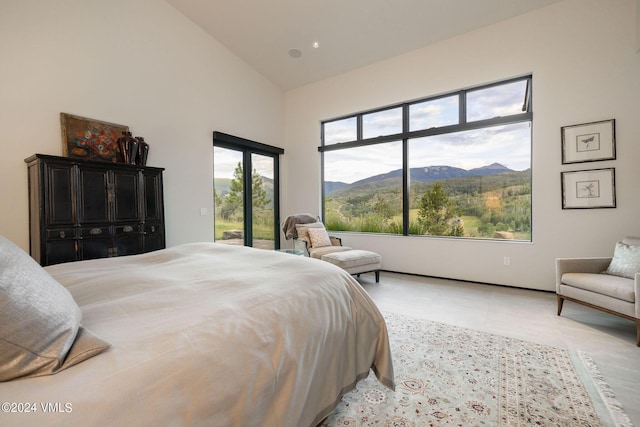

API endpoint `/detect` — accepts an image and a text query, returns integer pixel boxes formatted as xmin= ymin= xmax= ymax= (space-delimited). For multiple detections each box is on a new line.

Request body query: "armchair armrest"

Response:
xmin=555 ymin=257 xmax=612 ymax=292
xmin=293 ymin=238 xmax=310 ymax=256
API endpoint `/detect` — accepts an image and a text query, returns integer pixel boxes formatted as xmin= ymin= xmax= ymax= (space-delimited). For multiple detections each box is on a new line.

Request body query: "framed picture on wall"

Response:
xmin=561 ymin=168 xmax=616 ymax=209
xmin=61 ymin=113 xmax=129 ymax=163
xmin=561 ymin=119 xmax=615 ymax=164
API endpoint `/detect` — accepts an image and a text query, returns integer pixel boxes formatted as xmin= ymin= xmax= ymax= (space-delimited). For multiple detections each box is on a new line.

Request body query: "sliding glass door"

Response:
xmin=213 ymin=132 xmax=283 ymax=250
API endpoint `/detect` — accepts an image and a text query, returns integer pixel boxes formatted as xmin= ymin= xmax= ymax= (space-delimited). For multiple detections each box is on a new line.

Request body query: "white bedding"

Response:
xmin=0 ymin=243 xmax=394 ymax=426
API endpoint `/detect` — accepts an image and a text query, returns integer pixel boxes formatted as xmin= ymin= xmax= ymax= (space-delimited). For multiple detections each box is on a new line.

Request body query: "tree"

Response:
xmin=251 ymin=168 xmax=270 ymax=211
xmin=214 ymin=188 xmax=224 ymax=215
xmin=251 ymin=167 xmax=271 ymax=225
xmin=373 ymin=195 xmax=393 ymax=220
xmin=219 ymin=162 xmax=244 ymax=220
xmin=219 ymin=162 xmax=271 ymax=222
xmin=417 ymin=182 xmax=464 ymax=236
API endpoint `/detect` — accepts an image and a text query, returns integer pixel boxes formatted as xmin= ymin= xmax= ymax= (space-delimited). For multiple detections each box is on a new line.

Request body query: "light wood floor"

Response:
xmin=355 ymin=271 xmax=640 ymax=425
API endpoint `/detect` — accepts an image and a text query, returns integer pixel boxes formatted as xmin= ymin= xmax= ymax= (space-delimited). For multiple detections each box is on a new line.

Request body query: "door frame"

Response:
xmin=213 ymin=131 xmax=284 ymax=249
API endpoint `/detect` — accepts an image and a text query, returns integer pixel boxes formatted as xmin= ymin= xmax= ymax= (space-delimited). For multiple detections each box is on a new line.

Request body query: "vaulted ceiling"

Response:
xmin=164 ymin=0 xmax=563 ymax=90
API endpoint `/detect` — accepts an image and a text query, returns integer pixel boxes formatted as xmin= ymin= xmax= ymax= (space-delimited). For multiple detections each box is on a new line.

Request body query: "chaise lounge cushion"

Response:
xmin=561 ymin=272 xmax=635 ymax=303
xmin=308 ymin=245 xmax=352 ymax=259
xmin=321 ymin=250 xmax=381 ymax=274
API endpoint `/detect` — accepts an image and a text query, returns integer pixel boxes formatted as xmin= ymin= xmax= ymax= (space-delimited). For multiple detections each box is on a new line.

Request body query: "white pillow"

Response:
xmin=0 ymin=235 xmax=110 ymax=381
xmin=604 ymin=241 xmax=640 ymax=279
xmin=307 ymin=227 xmax=332 ymax=248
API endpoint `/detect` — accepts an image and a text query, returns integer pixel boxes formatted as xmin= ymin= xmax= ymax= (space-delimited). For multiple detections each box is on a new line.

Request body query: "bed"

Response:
xmin=0 ymin=238 xmax=394 ymax=426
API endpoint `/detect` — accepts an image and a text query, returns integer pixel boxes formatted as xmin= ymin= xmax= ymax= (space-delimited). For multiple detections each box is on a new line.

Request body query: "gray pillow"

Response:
xmin=604 ymin=241 xmax=640 ymax=279
xmin=0 ymin=236 xmax=110 ymax=381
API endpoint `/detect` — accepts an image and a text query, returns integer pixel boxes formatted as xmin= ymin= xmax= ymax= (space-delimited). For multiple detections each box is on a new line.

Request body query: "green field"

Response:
xmin=324 ymin=171 xmax=531 ymax=240
xmin=214 ymin=219 xmax=275 ymax=241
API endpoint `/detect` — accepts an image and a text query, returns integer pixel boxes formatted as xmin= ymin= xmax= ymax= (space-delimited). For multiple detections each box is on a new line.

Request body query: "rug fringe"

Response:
xmin=577 ymin=351 xmax=633 ymax=427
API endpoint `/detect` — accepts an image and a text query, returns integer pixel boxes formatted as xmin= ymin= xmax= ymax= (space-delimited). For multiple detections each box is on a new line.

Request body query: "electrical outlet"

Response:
xmin=503 ymin=256 xmax=510 ymax=266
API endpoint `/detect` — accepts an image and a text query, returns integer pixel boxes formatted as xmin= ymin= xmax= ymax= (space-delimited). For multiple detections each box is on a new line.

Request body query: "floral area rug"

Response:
xmin=322 ymin=312 xmax=632 ymax=427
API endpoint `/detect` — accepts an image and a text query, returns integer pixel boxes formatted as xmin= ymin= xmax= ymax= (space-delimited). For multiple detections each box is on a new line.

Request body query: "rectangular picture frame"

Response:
xmin=561 ymin=119 xmax=615 ymax=164
xmin=61 ymin=113 xmax=128 ymax=163
xmin=561 ymin=168 xmax=616 ymax=209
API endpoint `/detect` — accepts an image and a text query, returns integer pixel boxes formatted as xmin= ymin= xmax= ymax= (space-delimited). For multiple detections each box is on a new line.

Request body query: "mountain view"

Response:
xmin=325 ymin=163 xmax=514 ymax=195
xmin=324 ymin=162 xmax=531 ymax=240
xmin=214 ymin=161 xmax=531 ymax=241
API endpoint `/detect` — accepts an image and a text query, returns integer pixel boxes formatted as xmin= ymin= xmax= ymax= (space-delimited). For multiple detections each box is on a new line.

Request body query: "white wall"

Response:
xmin=282 ymin=0 xmax=640 ymax=291
xmin=2 ymin=0 xmax=638 ymax=293
xmin=0 ymin=0 xmax=284 ymax=250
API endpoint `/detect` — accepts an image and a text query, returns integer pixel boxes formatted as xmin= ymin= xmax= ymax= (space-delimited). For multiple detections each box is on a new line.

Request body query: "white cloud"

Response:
xmin=325 ymin=122 xmax=531 ymax=183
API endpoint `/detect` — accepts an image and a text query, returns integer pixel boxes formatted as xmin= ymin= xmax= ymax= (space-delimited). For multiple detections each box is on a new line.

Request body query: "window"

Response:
xmin=324 ymin=142 xmax=403 ymax=233
xmin=409 ymin=95 xmax=458 ymax=131
xmin=320 ymin=76 xmax=532 ymax=241
xmin=323 ymin=117 xmax=357 ymax=145
xmin=362 ymin=107 xmax=403 ymax=139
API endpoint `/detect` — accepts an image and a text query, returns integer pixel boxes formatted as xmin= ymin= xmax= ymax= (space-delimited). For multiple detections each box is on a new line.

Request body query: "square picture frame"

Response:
xmin=561 ymin=168 xmax=616 ymax=209
xmin=61 ymin=113 xmax=129 ymax=163
xmin=561 ymin=119 xmax=615 ymax=164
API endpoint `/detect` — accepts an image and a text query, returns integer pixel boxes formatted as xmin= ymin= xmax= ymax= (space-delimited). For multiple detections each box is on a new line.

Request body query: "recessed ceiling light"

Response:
xmin=312 ymin=41 xmax=319 ymax=49
xmin=288 ymin=48 xmax=302 ymax=58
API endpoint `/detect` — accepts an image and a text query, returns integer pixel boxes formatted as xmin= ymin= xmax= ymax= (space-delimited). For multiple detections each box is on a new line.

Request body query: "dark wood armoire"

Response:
xmin=25 ymin=154 xmax=165 ymax=266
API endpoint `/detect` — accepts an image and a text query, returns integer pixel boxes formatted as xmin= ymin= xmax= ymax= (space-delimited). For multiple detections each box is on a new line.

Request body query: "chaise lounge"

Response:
xmin=282 ymin=214 xmax=382 ymax=282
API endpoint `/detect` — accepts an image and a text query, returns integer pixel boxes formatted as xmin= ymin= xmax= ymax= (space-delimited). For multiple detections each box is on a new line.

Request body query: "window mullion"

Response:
xmin=402 ymin=105 xmax=410 ymax=235
xmin=243 ymin=152 xmax=253 ymax=247
xmin=402 ymin=138 xmax=409 ymax=236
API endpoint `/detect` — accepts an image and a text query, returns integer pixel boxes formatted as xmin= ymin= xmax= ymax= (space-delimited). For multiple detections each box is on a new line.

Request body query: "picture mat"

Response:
xmin=562 ymin=120 xmax=615 ymax=164
xmin=562 ymin=168 xmax=615 ymax=208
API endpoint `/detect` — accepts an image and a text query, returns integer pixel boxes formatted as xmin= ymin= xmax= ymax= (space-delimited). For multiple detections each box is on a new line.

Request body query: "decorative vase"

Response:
xmin=117 ymin=131 xmax=138 ymax=164
xmin=135 ymin=137 xmax=149 ymax=166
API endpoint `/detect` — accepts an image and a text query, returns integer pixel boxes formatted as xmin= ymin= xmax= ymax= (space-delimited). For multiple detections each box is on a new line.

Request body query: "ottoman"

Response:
xmin=321 ymin=250 xmax=381 ymax=283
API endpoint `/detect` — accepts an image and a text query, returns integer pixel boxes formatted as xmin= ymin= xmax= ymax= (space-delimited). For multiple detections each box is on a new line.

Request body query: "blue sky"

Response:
xmin=323 ymin=80 xmax=531 ymax=184
xmin=324 ymin=122 xmax=530 ymax=184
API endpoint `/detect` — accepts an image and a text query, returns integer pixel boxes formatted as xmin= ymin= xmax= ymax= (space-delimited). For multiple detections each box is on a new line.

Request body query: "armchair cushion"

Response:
xmin=561 ymin=272 xmax=635 ymax=303
xmin=604 ymin=241 xmax=640 ymax=279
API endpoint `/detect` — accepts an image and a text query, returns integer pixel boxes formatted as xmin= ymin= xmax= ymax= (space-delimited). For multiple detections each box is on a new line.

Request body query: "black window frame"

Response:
xmin=319 ymin=75 xmax=533 ymax=238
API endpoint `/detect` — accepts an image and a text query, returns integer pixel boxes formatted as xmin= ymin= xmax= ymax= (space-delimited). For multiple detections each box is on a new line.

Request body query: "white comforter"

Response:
xmin=1 ymin=243 xmax=393 ymax=426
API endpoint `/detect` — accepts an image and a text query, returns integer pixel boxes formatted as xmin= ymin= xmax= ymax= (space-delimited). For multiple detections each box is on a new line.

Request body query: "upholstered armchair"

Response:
xmin=556 ymin=237 xmax=640 ymax=346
